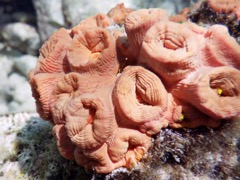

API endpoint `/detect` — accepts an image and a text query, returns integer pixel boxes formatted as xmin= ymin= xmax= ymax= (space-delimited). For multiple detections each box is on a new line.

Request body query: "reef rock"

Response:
xmin=1 ymin=22 xmax=40 ymax=55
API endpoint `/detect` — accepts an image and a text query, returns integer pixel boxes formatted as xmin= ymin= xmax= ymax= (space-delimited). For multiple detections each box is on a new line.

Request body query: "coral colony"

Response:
xmin=29 ymin=1 xmax=240 ymax=174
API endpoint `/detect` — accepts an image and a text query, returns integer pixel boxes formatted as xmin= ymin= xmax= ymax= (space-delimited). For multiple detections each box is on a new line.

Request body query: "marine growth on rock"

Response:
xmin=29 ymin=3 xmax=240 ymax=174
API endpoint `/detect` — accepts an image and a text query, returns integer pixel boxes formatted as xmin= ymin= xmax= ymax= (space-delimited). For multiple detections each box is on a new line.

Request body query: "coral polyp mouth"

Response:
xmin=136 ymin=90 xmax=144 ymax=103
xmin=210 ymin=77 xmax=239 ymax=97
xmin=86 ymin=107 xmax=96 ymax=124
xmin=136 ymin=89 xmax=149 ymax=105
xmin=158 ymin=31 xmax=186 ymax=51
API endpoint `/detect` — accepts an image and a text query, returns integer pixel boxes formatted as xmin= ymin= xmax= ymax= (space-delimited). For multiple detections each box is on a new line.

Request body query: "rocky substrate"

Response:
xmin=0 ymin=113 xmax=239 ymax=179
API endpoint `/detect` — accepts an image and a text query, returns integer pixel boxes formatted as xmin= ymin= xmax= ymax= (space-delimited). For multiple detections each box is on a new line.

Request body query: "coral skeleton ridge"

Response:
xmin=29 ymin=2 xmax=240 ymax=174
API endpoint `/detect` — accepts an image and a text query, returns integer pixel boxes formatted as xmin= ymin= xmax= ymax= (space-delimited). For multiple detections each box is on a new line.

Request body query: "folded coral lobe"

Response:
xmin=29 ymin=71 xmax=63 ymax=121
xmin=124 ymin=8 xmax=169 ymax=58
xmin=203 ymin=25 xmax=240 ymax=68
xmin=139 ymin=21 xmax=200 ymax=86
xmin=107 ymin=128 xmax=151 ymax=166
xmin=71 ymin=13 xmax=112 ymax=36
xmin=52 ymin=73 xmax=118 ymax=150
xmin=67 ymin=27 xmax=119 ymax=76
xmin=34 ymin=28 xmax=72 ymax=74
xmin=68 ymin=92 xmax=117 ymax=150
xmin=172 ymin=66 xmax=240 ymax=119
xmin=52 ymin=124 xmax=76 ymax=160
xmin=107 ymin=3 xmax=133 ymax=25
xmin=113 ymin=66 xmax=170 ymax=135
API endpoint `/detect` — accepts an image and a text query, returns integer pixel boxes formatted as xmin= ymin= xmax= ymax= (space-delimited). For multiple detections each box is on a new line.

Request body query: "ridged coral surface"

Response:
xmin=29 ymin=3 xmax=240 ymax=173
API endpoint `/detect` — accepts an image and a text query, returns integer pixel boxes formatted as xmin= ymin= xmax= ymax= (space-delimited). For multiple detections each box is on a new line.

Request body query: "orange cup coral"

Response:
xmin=124 ymin=8 xmax=169 ymax=59
xmin=29 ymin=3 xmax=240 ymax=174
xmin=139 ymin=21 xmax=201 ymax=86
xmin=67 ymin=27 xmax=119 ymax=76
xmin=172 ymin=66 xmax=240 ymax=119
xmin=113 ymin=66 xmax=170 ymax=135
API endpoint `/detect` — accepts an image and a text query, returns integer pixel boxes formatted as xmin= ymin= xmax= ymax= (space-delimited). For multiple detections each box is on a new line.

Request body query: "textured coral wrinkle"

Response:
xmin=203 ymin=25 xmax=240 ymax=68
xmin=29 ymin=3 xmax=240 ymax=174
xmin=35 ymin=28 xmax=72 ymax=74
